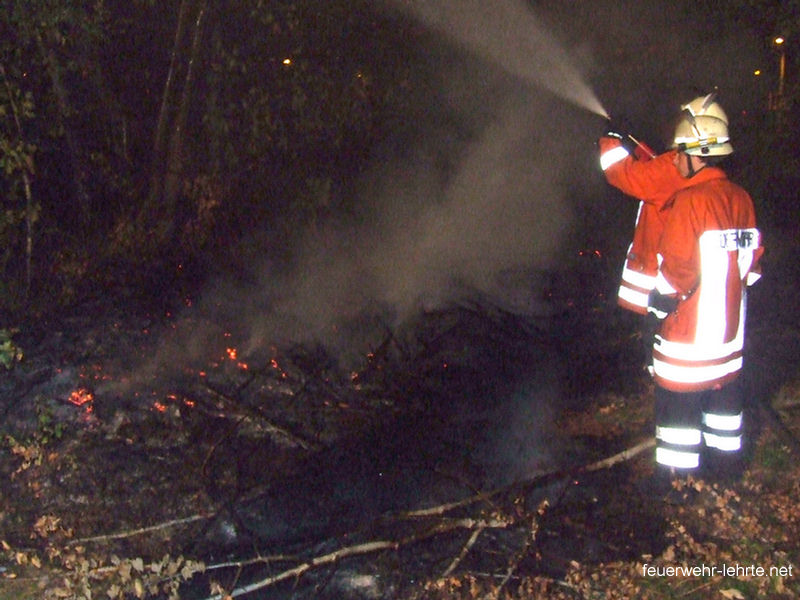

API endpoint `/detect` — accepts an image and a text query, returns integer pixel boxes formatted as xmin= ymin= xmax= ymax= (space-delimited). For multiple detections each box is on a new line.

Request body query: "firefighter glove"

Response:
xmin=647 ymin=289 xmax=678 ymax=320
xmin=605 ymin=114 xmax=633 ymax=140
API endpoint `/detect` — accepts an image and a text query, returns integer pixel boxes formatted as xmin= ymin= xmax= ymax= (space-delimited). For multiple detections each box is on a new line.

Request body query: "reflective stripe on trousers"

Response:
xmin=655 ymin=425 xmax=701 ymax=469
xmin=703 ymin=410 xmax=743 ymax=451
xmin=654 ymin=383 xmax=744 ymax=471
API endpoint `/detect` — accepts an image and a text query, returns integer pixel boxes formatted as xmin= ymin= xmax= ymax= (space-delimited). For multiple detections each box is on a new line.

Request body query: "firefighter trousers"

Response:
xmin=654 ymin=378 xmax=744 ymax=472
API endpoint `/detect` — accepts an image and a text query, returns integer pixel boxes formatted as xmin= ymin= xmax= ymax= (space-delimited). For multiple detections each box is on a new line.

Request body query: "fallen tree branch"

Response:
xmin=203 ymin=552 xmax=300 ymax=573
xmin=494 ymin=514 xmax=540 ymax=599
xmin=442 ymin=526 xmax=485 ymax=577
xmin=202 ymin=383 xmax=319 ymax=451
xmin=398 ymin=489 xmax=494 ymax=519
xmin=66 ymin=438 xmax=654 ymax=552
xmin=207 ymin=540 xmax=399 ymax=599
xmin=200 ymin=517 xmax=508 ymax=600
xmin=582 ymin=437 xmax=655 ymax=472
xmin=67 ymin=514 xmax=211 ymax=546
xmin=399 ymin=437 xmax=656 ymax=521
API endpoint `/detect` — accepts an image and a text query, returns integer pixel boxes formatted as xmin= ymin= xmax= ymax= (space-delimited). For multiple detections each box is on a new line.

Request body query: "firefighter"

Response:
xmin=598 ymin=131 xmax=692 ymax=316
xmin=648 ymin=93 xmax=763 ymax=481
xmin=598 ymin=118 xmax=697 ymax=377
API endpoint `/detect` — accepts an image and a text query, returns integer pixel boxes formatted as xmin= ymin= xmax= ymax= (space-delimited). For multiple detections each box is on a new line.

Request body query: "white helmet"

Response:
xmin=673 ymin=92 xmax=733 ymax=156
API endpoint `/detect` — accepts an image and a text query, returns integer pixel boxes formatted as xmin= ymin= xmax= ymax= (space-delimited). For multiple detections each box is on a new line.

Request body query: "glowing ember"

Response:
xmin=579 ymin=249 xmax=603 ymax=258
xmin=225 ymin=347 xmax=248 ymax=370
xmin=68 ymin=387 xmax=94 ymax=407
xmin=79 ymin=364 xmax=113 ymax=384
xmin=270 ymin=358 xmax=288 ymax=379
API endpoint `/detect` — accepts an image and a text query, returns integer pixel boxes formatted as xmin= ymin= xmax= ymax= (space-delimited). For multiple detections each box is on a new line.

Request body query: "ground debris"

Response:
xmin=1 ymin=295 xmax=799 ymax=599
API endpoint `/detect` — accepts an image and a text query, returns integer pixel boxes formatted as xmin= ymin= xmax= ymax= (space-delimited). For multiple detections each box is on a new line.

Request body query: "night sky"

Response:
xmin=393 ymin=0 xmax=782 ymax=144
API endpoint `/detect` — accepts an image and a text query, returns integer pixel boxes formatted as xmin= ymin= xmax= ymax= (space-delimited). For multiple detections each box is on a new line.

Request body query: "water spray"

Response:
xmin=396 ymin=0 xmax=609 ymax=119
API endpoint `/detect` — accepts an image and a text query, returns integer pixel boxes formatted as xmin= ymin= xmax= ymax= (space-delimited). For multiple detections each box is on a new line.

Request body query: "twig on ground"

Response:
xmin=399 ymin=437 xmax=656 ymax=522
xmin=64 ymin=438 xmax=656 ymax=599
xmin=582 ymin=437 xmax=655 ymax=472
xmin=442 ymin=526 xmax=485 ymax=577
xmin=398 ymin=485 xmax=500 ymax=520
xmin=67 ymin=514 xmax=211 ymax=546
xmin=200 ymin=414 xmax=249 ymax=475
xmin=204 ymin=553 xmax=300 ymax=573
xmin=493 ymin=520 xmax=536 ymax=599
xmin=204 ymin=540 xmax=399 ymax=600
xmin=200 ymin=518 xmax=508 ymax=600
xmin=203 ymin=383 xmax=319 ymax=451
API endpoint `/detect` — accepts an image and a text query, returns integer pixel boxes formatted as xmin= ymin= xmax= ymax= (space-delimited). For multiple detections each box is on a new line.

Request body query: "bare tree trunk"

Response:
xmin=0 ymin=63 xmax=36 ymax=305
xmin=37 ymin=35 xmax=91 ymax=227
xmin=22 ymin=172 xmax=33 ymax=302
xmin=144 ymin=0 xmax=195 ymax=232
xmin=162 ymin=0 xmax=208 ymax=212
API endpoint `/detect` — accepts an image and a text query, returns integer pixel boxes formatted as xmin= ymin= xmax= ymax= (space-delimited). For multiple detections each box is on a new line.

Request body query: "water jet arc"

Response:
xmin=397 ymin=0 xmax=609 ymax=118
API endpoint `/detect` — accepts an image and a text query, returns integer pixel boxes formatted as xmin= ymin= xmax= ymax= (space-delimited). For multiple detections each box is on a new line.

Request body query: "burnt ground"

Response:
xmin=1 ymin=237 xmax=799 ymax=600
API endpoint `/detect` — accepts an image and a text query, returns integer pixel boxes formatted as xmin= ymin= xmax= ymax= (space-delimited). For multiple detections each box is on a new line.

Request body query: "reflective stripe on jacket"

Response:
xmin=653 ymin=167 xmax=763 ymax=392
xmin=598 ymin=137 xmax=692 ymax=314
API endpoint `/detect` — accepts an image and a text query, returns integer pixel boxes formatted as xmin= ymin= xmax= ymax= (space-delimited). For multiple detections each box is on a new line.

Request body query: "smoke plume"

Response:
xmin=151 ymin=0 xmax=766 ymax=367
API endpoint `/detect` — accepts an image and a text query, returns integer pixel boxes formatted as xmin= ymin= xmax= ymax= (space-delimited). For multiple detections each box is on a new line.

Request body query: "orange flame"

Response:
xmin=68 ymin=388 xmax=94 ymax=407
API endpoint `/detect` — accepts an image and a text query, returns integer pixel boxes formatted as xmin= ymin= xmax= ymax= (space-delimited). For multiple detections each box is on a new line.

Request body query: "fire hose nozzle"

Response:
xmin=626 ymin=133 xmax=657 ymax=160
xmin=605 ymin=114 xmax=656 ymax=160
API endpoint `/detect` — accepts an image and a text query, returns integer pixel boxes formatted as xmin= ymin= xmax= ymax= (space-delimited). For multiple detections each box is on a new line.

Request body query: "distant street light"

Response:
xmin=775 ymin=36 xmax=786 ymax=101
xmin=767 ymin=36 xmax=788 ymax=112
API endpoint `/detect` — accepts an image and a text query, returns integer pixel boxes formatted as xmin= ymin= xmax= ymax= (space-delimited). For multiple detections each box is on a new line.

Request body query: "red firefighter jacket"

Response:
xmin=599 ymin=137 xmax=692 ymax=313
xmin=652 ymin=167 xmax=763 ymax=392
